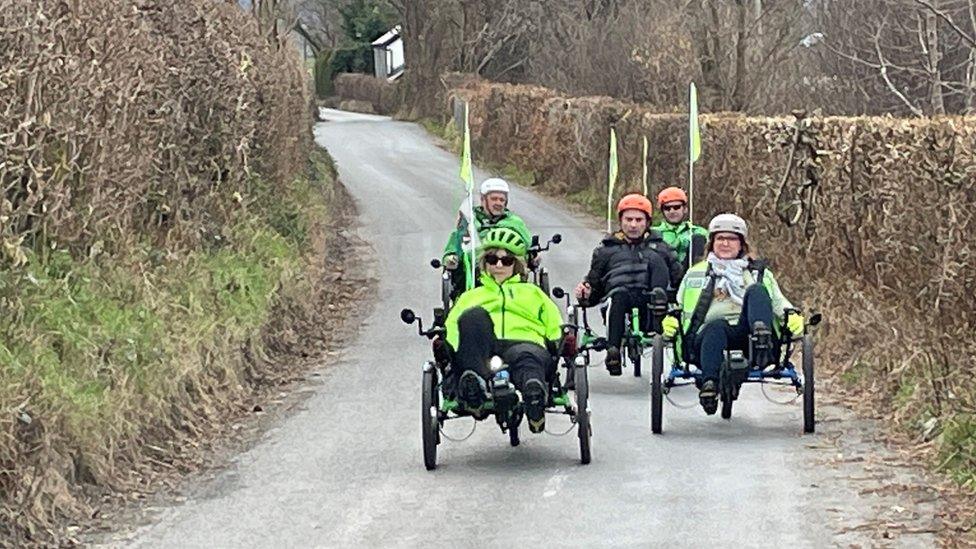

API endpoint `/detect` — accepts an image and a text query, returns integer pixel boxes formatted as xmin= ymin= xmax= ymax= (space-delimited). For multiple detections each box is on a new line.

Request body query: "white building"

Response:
xmin=371 ymin=26 xmax=404 ymax=81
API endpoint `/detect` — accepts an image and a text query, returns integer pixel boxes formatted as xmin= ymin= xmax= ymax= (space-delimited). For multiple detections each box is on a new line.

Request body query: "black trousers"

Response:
xmin=606 ymin=290 xmax=665 ymax=349
xmin=607 ymin=291 xmax=648 ymax=349
xmin=449 ymin=307 xmax=552 ymax=395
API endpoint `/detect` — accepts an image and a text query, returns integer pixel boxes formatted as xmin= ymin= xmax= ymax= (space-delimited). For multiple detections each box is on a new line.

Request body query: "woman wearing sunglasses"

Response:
xmin=441 ymin=227 xmax=568 ymax=434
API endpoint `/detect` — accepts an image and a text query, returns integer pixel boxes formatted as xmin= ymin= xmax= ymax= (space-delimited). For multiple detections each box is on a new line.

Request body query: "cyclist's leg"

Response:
xmin=501 ymin=342 xmax=550 ymax=432
xmin=697 ymin=320 xmax=733 ymax=384
xmin=606 ymin=292 xmax=633 ymax=350
xmin=739 ymin=285 xmax=776 ymax=366
xmin=451 ymin=307 xmax=495 ymax=402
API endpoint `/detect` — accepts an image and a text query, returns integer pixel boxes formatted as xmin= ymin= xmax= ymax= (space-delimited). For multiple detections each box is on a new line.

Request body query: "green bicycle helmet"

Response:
xmin=479 ymin=226 xmax=527 ymax=258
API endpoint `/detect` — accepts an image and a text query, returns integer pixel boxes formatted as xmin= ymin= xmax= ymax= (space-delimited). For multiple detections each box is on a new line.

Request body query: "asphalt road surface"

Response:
xmin=121 ymin=110 xmax=908 ymax=548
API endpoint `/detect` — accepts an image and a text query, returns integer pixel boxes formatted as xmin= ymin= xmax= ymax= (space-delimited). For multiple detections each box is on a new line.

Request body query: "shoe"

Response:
xmin=699 ymin=379 xmax=718 ymax=415
xmin=523 ymin=379 xmax=548 ymax=433
xmin=605 ymin=346 xmax=622 ymax=376
xmin=751 ymin=321 xmax=773 ymax=367
xmin=457 ymin=371 xmax=488 ymax=409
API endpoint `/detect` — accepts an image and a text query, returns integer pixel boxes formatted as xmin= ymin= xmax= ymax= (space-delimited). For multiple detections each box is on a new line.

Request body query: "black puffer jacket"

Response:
xmin=582 ymin=230 xmax=684 ymax=304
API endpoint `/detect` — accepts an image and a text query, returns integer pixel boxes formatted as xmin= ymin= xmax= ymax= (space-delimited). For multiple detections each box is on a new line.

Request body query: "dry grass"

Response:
xmin=0 ymin=0 xmax=321 ymax=544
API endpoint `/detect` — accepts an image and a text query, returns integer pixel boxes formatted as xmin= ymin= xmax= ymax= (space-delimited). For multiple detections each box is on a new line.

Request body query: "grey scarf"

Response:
xmin=707 ymin=253 xmax=749 ymax=305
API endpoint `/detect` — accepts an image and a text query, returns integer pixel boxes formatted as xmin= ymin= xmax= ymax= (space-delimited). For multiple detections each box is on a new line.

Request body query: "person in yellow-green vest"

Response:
xmin=437 ymin=227 xmax=571 ymax=433
xmin=662 ymin=214 xmax=805 ymax=415
xmin=653 ymin=186 xmax=708 ymax=265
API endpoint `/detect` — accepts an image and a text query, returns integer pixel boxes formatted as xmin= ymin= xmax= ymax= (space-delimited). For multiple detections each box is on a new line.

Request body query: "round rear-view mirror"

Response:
xmin=400 ymin=308 xmax=416 ymax=325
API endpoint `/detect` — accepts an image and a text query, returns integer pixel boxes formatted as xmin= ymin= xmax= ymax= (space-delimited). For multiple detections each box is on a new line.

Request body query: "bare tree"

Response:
xmin=295 ymin=0 xmax=346 ymax=49
xmin=453 ymin=0 xmax=537 ymax=79
xmin=818 ymin=0 xmax=976 ymax=115
xmin=350 ymin=0 xmax=976 ymax=116
xmin=387 ymin=0 xmax=454 ymax=116
xmin=251 ymin=0 xmax=298 ymax=48
xmin=684 ymin=0 xmax=814 ymax=111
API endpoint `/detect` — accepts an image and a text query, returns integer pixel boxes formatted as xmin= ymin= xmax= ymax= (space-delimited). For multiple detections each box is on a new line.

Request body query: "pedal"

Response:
xmin=591 ymin=337 xmax=608 ymax=352
xmin=491 ymin=385 xmax=518 ymax=414
xmin=750 ymin=321 xmax=773 ymax=367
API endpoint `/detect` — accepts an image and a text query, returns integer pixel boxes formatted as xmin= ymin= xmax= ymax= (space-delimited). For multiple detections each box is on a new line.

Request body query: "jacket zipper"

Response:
xmin=499 ymin=283 xmax=507 ymax=337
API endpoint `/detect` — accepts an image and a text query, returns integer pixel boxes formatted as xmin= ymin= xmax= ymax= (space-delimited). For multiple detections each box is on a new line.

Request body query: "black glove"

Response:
xmin=432 ymin=337 xmax=451 ymax=365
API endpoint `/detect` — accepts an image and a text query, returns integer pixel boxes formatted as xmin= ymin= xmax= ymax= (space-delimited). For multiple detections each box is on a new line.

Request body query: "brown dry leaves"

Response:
xmin=0 ymin=0 xmax=310 ymax=260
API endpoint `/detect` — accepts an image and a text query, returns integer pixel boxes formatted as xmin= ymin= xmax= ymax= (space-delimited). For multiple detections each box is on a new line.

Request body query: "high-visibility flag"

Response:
xmin=642 ymin=135 xmax=649 ymax=196
xmin=460 ymin=103 xmax=474 ymax=192
xmin=607 ymin=128 xmax=618 ymax=232
xmin=687 ymin=83 xmax=701 ymax=271
xmin=689 ymin=83 xmax=702 ymax=163
xmin=459 ymin=102 xmax=478 ymax=289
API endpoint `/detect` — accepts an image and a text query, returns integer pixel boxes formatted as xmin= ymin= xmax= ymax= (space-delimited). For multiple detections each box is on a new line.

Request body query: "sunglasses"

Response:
xmin=661 ymin=204 xmax=686 ymax=212
xmin=484 ymin=253 xmax=517 ymax=266
xmin=714 ymin=235 xmax=740 ymax=243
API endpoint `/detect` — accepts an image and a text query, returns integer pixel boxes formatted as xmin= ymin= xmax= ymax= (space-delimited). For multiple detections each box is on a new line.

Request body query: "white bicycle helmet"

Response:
xmin=480 ymin=177 xmax=510 ymax=196
xmin=708 ymin=213 xmax=748 ymax=239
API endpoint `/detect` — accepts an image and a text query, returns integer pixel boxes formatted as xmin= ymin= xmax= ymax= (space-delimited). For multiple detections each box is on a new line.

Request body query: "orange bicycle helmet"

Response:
xmin=617 ymin=193 xmax=653 ymax=218
xmin=657 ymin=186 xmax=688 ymax=206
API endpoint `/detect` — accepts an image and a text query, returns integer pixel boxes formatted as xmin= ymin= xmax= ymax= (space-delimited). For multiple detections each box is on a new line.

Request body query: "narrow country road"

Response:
xmin=117 ymin=110 xmax=933 ymax=548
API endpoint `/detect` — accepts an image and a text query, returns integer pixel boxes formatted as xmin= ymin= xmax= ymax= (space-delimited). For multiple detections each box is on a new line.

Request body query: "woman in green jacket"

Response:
xmin=442 ymin=227 xmax=564 ymax=433
xmin=662 ymin=214 xmax=805 ymax=415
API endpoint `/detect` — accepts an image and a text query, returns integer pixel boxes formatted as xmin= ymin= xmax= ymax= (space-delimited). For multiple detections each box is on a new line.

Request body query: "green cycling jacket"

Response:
xmin=653 ymin=220 xmax=708 ymax=264
xmin=442 ymin=206 xmax=532 ymax=260
xmin=446 ymin=272 xmax=563 ymax=350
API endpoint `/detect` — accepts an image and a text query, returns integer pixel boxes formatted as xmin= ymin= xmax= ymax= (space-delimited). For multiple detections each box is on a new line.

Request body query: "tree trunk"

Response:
xmin=967 ymin=0 xmax=976 ymax=113
xmin=731 ymin=0 xmax=749 ymax=110
xmin=925 ymin=6 xmax=946 ymax=114
xmin=399 ymin=0 xmax=448 ymax=118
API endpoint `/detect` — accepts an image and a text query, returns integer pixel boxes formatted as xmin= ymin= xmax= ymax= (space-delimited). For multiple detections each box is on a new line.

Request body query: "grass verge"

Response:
xmin=0 ymin=149 xmax=352 ymax=545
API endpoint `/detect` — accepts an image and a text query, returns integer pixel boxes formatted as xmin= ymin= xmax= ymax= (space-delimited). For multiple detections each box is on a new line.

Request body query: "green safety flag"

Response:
xmin=460 ymin=103 xmax=474 ymax=192
xmin=606 ymin=127 xmax=618 ymax=232
xmin=689 ymin=83 xmax=702 ymax=163
xmin=688 ymin=82 xmax=701 ymax=271
xmin=642 ymin=135 xmax=649 ymax=196
xmin=459 ymin=102 xmax=477 ymax=289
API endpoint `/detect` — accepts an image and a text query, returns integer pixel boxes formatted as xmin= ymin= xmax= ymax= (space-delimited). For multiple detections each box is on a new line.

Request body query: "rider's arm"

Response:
xmin=646 ymin=252 xmax=671 ymax=292
xmin=582 ymin=247 xmax=609 ymax=303
xmin=442 ymin=214 xmax=465 ymax=260
xmin=444 ymin=290 xmax=476 ymax=349
xmin=660 ymin=243 xmax=685 ymax=289
xmin=674 ymin=273 xmax=690 ymax=328
xmin=540 ymin=293 xmax=564 ymax=342
xmin=764 ymin=269 xmax=795 ymax=319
